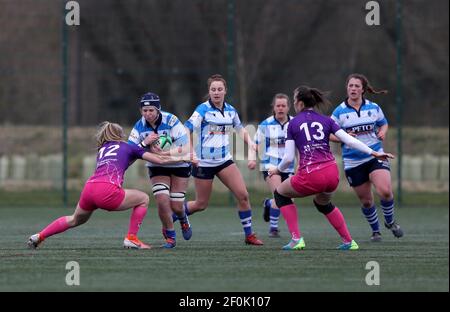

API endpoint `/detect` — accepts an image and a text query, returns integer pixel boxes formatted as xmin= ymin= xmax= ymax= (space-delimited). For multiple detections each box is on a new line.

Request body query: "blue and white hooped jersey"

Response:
xmin=185 ymin=100 xmax=243 ymax=167
xmin=331 ymin=99 xmax=387 ymax=170
xmin=128 ymin=111 xmax=189 ymax=168
xmin=255 ymin=115 xmax=295 ymax=173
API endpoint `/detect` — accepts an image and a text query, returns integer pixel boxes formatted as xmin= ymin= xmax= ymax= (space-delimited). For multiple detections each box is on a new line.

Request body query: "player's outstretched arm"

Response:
xmin=334 ymin=129 xmax=394 ymax=161
xmin=142 ymin=152 xmax=195 ymax=165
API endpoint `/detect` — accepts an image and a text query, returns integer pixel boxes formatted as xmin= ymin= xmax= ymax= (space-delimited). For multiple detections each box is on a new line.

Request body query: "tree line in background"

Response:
xmin=0 ymin=0 xmax=448 ymax=126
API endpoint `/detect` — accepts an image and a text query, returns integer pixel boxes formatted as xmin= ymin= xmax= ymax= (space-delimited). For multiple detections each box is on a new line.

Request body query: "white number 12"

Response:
xmin=98 ymin=144 xmax=120 ymax=159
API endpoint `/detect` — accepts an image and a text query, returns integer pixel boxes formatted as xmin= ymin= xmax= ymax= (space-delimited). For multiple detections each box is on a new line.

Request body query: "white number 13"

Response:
xmin=299 ymin=122 xmax=325 ymax=141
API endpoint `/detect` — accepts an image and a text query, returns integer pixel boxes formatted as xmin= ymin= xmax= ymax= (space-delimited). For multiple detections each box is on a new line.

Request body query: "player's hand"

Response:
xmin=149 ymin=144 xmax=163 ymax=154
xmin=144 ymin=133 xmax=159 ymax=146
xmin=189 ymin=153 xmax=200 ymax=167
xmin=247 ymin=160 xmax=256 ymax=170
xmin=377 ymin=131 xmax=386 ymax=141
xmin=346 ymin=131 xmax=357 ymax=137
xmin=268 ymin=166 xmax=279 ymax=177
xmin=372 ymin=151 xmax=395 ymax=161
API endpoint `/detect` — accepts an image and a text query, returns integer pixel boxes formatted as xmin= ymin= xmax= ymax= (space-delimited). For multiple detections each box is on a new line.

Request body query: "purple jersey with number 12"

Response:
xmin=87 ymin=141 xmax=145 ymax=187
xmin=287 ymin=109 xmax=341 ymax=172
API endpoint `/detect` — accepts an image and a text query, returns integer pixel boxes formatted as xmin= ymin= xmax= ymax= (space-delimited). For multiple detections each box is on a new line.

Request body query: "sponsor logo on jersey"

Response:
xmin=168 ymin=115 xmax=177 ymax=127
xmin=208 ymin=124 xmax=232 ymax=135
xmin=347 ymin=123 xmax=375 ymax=134
xmin=129 ymin=132 xmax=139 ymax=141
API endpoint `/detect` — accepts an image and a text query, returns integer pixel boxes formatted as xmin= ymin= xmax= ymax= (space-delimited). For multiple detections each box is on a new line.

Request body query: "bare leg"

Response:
xmin=352 ymin=181 xmax=381 ymax=235
xmin=217 ymin=163 xmax=250 ymax=212
xmin=38 ymin=203 xmax=93 ymax=240
xmin=150 ymin=176 xmax=173 ymax=232
xmin=187 ymin=178 xmax=213 ymax=214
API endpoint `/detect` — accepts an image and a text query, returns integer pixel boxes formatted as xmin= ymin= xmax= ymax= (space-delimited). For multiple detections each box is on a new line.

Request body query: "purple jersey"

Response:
xmin=287 ymin=110 xmax=341 ymax=172
xmin=87 ymin=141 xmax=145 ymax=187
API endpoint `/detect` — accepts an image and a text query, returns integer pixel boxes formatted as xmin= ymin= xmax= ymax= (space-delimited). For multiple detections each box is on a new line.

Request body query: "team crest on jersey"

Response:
xmin=129 ymin=132 xmax=139 ymax=141
xmin=168 ymin=115 xmax=177 ymax=127
xmin=368 ymin=111 xmax=372 ymax=117
xmin=192 ymin=111 xmax=200 ymax=118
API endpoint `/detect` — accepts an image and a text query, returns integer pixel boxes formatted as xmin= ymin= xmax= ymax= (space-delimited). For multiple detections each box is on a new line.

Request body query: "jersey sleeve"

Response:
xmin=232 ymin=110 xmax=243 ymax=131
xmin=185 ymin=104 xmax=206 ymax=132
xmin=129 ymin=142 xmax=146 ymax=159
xmin=286 ymin=122 xmax=294 ymax=141
xmin=329 ymin=117 xmax=342 ymax=134
xmin=330 ymin=107 xmax=341 ymax=125
xmin=127 ymin=122 xmax=141 ymax=145
xmin=375 ymin=105 xmax=388 ymax=127
xmin=171 ymin=121 xmax=189 ymax=146
xmin=254 ymin=123 xmax=265 ymax=145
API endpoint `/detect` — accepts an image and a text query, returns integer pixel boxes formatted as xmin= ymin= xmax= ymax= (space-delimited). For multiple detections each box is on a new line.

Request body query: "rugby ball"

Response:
xmin=155 ymin=134 xmax=172 ymax=150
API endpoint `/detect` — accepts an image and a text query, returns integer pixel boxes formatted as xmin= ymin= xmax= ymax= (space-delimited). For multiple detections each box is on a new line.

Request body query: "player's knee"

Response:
xmin=274 ymin=190 xmax=293 ymax=208
xmin=236 ymin=191 xmax=249 ymax=206
xmin=69 ymin=214 xmax=87 ymax=227
xmin=66 ymin=215 xmax=76 ymax=227
xmin=141 ymin=193 xmax=150 ymax=206
xmin=361 ymin=200 xmax=373 ymax=208
xmin=377 ymin=189 xmax=393 ymax=201
xmin=313 ymin=200 xmax=335 ymax=215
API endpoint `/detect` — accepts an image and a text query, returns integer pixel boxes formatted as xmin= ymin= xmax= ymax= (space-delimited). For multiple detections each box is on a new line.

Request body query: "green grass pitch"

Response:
xmin=0 ymin=204 xmax=448 ymax=291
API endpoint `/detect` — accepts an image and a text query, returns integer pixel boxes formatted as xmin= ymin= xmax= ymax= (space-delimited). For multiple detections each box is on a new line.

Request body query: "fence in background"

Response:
xmin=0 ymin=154 xmax=448 ymax=192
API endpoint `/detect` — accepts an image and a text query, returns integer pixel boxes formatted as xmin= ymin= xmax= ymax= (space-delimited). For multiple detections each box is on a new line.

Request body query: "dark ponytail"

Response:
xmin=294 ymin=86 xmax=331 ymax=111
xmin=346 ymin=73 xmax=388 ymax=95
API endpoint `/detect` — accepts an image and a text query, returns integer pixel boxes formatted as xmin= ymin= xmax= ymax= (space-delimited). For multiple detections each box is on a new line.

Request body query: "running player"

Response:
xmin=128 ymin=92 xmax=192 ymax=248
xmin=331 ymin=73 xmax=403 ymax=242
xmin=248 ymin=93 xmax=295 ymax=237
xmin=179 ymin=74 xmax=263 ymax=245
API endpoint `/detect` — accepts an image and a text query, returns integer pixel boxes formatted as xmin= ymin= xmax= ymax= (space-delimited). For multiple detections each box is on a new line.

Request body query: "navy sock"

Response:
xmin=269 ymin=207 xmax=280 ymax=231
xmin=361 ymin=205 xmax=380 ymax=233
xmin=238 ymin=210 xmax=252 ymax=236
xmin=165 ymin=229 xmax=176 ymax=240
xmin=173 ymin=201 xmax=191 ymax=222
xmin=380 ymin=199 xmax=395 ymax=225
xmin=178 ymin=212 xmax=189 ymax=225
xmin=184 ymin=201 xmax=191 ymax=216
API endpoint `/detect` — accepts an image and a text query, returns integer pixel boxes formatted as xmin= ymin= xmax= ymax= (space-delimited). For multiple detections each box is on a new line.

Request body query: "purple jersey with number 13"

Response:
xmin=287 ymin=110 xmax=341 ymax=172
xmin=87 ymin=141 xmax=145 ymax=187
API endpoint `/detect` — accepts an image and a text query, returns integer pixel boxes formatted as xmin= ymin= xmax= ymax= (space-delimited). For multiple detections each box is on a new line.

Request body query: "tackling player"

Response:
xmin=269 ymin=86 xmax=394 ymax=250
xmin=28 ymin=122 xmax=192 ymax=250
